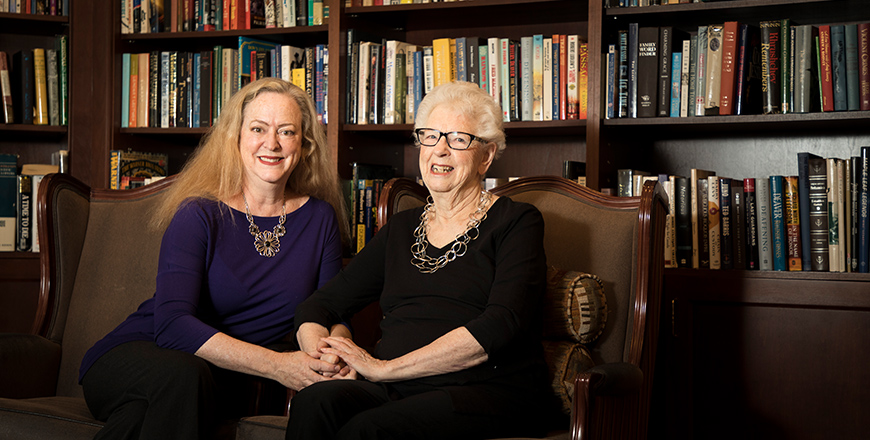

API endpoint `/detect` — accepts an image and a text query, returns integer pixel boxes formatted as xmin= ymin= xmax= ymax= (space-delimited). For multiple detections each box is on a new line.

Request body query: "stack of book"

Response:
xmin=0 ymin=36 xmax=69 ymax=126
xmin=345 ymin=31 xmax=588 ymax=125
xmin=0 ymin=154 xmax=67 ymax=253
xmin=0 ymin=1 xmax=69 ymax=14
xmin=120 ymin=0 xmax=326 ymax=34
xmin=634 ymin=147 xmax=870 ymax=273
xmin=605 ymin=20 xmax=870 ymax=119
xmin=121 ymin=37 xmax=327 ymax=128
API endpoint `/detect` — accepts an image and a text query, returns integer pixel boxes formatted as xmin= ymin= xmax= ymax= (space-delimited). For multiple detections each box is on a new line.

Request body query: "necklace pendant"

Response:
xmin=254 ymin=230 xmax=281 ymax=257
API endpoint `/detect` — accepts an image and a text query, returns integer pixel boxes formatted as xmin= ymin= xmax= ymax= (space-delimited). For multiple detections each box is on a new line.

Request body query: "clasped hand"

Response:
xmin=318 ymin=336 xmax=389 ymax=382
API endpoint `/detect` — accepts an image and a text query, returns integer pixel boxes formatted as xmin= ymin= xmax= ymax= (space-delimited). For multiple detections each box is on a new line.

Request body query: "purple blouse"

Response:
xmin=79 ymin=197 xmax=343 ymax=382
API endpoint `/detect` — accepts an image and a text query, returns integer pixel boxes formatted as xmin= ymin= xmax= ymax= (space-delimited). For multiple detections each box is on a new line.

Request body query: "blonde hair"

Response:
xmin=152 ymin=77 xmax=348 ymax=243
xmin=414 ymin=81 xmax=506 ymax=158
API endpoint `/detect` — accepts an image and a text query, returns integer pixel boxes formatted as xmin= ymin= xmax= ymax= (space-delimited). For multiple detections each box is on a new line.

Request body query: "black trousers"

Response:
xmin=82 ymin=340 xmax=258 ymax=440
xmin=284 ymin=379 xmax=545 ymax=440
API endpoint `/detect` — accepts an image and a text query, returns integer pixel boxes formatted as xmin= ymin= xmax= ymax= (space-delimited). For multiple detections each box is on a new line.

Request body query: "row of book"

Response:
xmin=344 ymin=1 xmax=468 ymax=5
xmin=605 ymin=21 xmax=870 ymax=119
xmin=0 ymin=0 xmax=68 ymax=14
xmin=0 ymin=152 xmax=68 ymax=253
xmin=346 ymin=31 xmax=588 ymax=126
xmin=109 ymin=149 xmax=169 ymax=190
xmin=120 ymin=0 xmax=326 ymax=34
xmin=0 ymin=36 xmax=69 ymax=126
xmin=605 ymin=0 xmax=727 ymax=7
xmin=346 ymin=162 xmax=395 ymax=255
xmin=121 ymin=37 xmax=328 ymax=128
xmin=627 ymin=147 xmax=870 ymax=273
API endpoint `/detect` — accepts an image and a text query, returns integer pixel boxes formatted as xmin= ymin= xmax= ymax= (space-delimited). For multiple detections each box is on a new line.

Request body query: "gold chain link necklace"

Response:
xmin=410 ymin=189 xmax=492 ymax=273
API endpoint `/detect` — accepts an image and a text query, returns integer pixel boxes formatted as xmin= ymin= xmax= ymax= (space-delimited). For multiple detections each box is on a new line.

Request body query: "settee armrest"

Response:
xmin=0 ymin=333 xmax=62 ymax=398
xmin=570 ymin=363 xmax=644 ymax=440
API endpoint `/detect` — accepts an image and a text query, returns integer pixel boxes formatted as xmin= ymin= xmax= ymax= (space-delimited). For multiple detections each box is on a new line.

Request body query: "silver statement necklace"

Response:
xmin=242 ymin=193 xmax=286 ymax=258
xmin=411 ymin=189 xmax=492 ymax=273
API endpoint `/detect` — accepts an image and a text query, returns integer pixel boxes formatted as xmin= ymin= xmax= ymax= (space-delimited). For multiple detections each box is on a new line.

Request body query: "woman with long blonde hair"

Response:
xmin=81 ymin=78 xmax=353 ymax=440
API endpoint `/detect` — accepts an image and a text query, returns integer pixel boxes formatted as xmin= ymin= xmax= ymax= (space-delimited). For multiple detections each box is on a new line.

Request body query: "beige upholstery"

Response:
xmin=0 ymin=173 xmax=281 ymax=440
xmin=236 ymin=176 xmax=668 ymax=440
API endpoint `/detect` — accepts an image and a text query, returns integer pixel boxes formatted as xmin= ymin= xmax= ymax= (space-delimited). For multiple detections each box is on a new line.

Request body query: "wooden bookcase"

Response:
xmin=599 ymin=1 xmax=870 ymax=438
xmin=0 ymin=11 xmax=70 ymax=334
xmin=3 ymin=1 xmax=870 ymax=436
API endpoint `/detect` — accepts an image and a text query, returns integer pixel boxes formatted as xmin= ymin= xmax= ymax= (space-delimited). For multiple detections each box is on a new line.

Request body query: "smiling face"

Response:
xmin=418 ymin=104 xmax=497 ymax=197
xmin=239 ymin=91 xmax=304 ymax=192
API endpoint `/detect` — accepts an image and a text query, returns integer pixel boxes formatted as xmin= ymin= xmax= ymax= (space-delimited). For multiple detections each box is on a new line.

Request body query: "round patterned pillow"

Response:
xmin=542 ymin=340 xmax=596 ymax=415
xmin=543 ymin=266 xmax=608 ymax=344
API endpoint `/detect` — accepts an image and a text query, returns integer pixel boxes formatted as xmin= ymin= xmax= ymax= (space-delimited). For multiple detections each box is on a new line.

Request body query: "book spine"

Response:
xmin=509 ymin=40 xmax=519 ymax=122
xmin=784 ymin=175 xmax=802 ymax=270
xmin=670 ymin=52 xmax=681 ymax=117
xmin=694 ymin=26 xmax=707 ymax=117
xmin=744 ymin=178 xmax=759 ymax=269
xmin=781 ymin=19 xmax=791 ymax=113
xmin=719 ymin=21 xmax=738 ymax=115
xmin=657 ymin=26 xmax=672 ymax=117
xmin=521 ymin=36 xmax=532 ymax=121
xmin=850 ymin=156 xmax=860 ymax=271
xmin=636 ymin=26 xmax=659 ymax=118
xmin=704 ymin=24 xmax=723 ymax=115
xmin=796 ymin=153 xmax=815 ymax=271
xmin=837 ymin=159 xmax=847 ymax=271
xmin=149 ymin=51 xmax=160 ymax=127
xmin=33 ymin=48 xmax=49 ymax=125
xmin=756 ymin=177 xmax=773 ymax=270
xmin=46 ymin=49 xmax=59 ymax=126
xmin=628 ymin=23 xmax=638 ymax=118
xmin=533 ymin=34 xmax=544 ymax=121
xmin=845 ymin=24 xmax=860 ymax=111
xmin=760 ymin=20 xmax=781 ymax=114
xmin=707 ymin=176 xmax=721 ymax=269
xmin=770 ymin=175 xmax=787 ymax=271
xmin=719 ymin=177 xmax=733 ymax=270
xmin=819 ymin=25 xmax=834 ymax=112
xmin=544 ymin=37 xmax=553 ymax=121
xmin=688 ymin=34 xmax=698 ymax=117
xmin=680 ymin=38 xmax=690 ymax=117
xmin=675 ymin=176 xmax=691 ymax=267
xmin=16 ymin=175 xmax=32 ymax=252
xmin=859 ymin=147 xmax=870 ymax=272
xmin=0 ymin=155 xmax=16 ymax=252
xmin=858 ymin=24 xmax=870 ymax=111
xmin=831 ymin=25 xmax=847 ymax=111
xmin=0 ymin=52 xmax=12 ymax=124
xmin=826 ymin=158 xmax=841 ymax=271
xmin=567 ymin=35 xmax=579 ymax=120
xmin=731 ymin=179 xmax=746 ymax=269
xmin=807 ymin=157 xmax=830 ymax=271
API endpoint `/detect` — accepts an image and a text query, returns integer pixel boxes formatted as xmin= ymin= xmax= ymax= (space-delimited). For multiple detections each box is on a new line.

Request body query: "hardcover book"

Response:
xmin=760 ymin=20 xmax=782 ymax=114
xmin=784 ymin=175 xmax=802 ymax=270
xmin=756 ymin=177 xmax=773 ymax=270
xmin=691 ymin=168 xmax=715 ymax=268
xmin=731 ymin=178 xmax=746 ymax=269
xmin=707 ymin=176 xmax=721 ymax=269
xmin=807 ymin=156 xmax=830 ymax=271
xmin=16 ymin=175 xmax=32 ymax=252
xmin=0 ymin=154 xmax=17 ymax=252
xmin=797 ymin=152 xmax=822 ymax=271
xmin=735 ymin=23 xmax=762 ymax=115
xmin=636 ymin=26 xmax=659 ymax=118
xmin=818 ymin=25 xmax=835 ymax=112
xmin=769 ymin=175 xmax=787 ymax=271
xmin=704 ymin=24 xmax=723 ymax=115
xmin=109 ymin=150 xmax=169 ymax=190
xmin=719 ymin=177 xmax=733 ymax=270
xmin=744 ymin=178 xmax=759 ymax=270
xmin=719 ymin=21 xmax=739 ymax=115
xmin=675 ymin=176 xmax=692 ymax=267
xmin=657 ymin=26 xmax=674 ymax=117
xmin=0 ymin=51 xmax=13 ymax=124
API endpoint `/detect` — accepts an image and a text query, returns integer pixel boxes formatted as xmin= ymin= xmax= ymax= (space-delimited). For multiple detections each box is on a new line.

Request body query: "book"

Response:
xmin=617 ymin=29 xmax=629 ymax=118
xmin=0 ymin=51 xmax=14 ymax=123
xmin=818 ymin=25 xmax=835 ymax=112
xmin=237 ymin=37 xmax=277 ymax=89
xmin=784 ymin=175 xmax=802 ymax=271
xmin=780 ymin=19 xmax=791 ymax=114
xmin=109 ymin=150 xmax=169 ymax=190
xmin=760 ymin=20 xmax=782 ymax=114
xmin=756 ymin=177 xmax=773 ymax=270
xmin=836 ymin=158 xmax=847 ymax=271
xmin=46 ymin=49 xmax=59 ymax=125
xmin=807 ymin=156 xmax=830 ymax=271
xmin=432 ymin=37 xmax=453 ymax=88
xmin=567 ymin=35 xmax=580 ymax=120
xmin=657 ymin=26 xmax=674 ymax=117
xmin=533 ymin=34 xmax=544 ymax=121
xmin=13 ymin=50 xmax=35 ymax=124
xmin=617 ymin=169 xmax=649 ymax=197
xmin=691 ymin=168 xmax=715 ymax=268
xmin=719 ymin=177 xmax=733 ymax=269
xmin=744 ymin=178 xmax=760 ymax=270
xmin=628 ymin=23 xmax=639 ymax=118
xmin=797 ymin=152 xmax=821 ymax=271
xmin=20 ymin=164 xmax=58 ymax=253
xmin=826 ymin=158 xmax=841 ymax=272
xmin=707 ymin=175 xmax=721 ymax=269
xmin=16 ymin=175 xmax=32 ymax=252
xmin=521 ymin=36 xmax=533 ymax=121
xmin=735 ymin=23 xmax=762 ymax=115
xmin=794 ymin=24 xmax=819 ymax=113
xmin=688 ymin=33 xmax=699 ymax=117
xmin=636 ymin=26 xmax=659 ymax=118
xmin=675 ymin=176 xmax=692 ymax=267
xmin=831 ymin=25 xmax=848 ymax=111
xmin=669 ymin=51 xmax=681 ymax=117
xmin=698 ymin=177 xmax=710 ymax=268
xmin=680 ymin=38 xmax=690 ymax=117
xmin=694 ymin=25 xmax=708 ymax=117
xmin=719 ymin=21 xmax=739 ymax=115
xmin=704 ymin=24 xmax=723 ymax=115
xmin=0 ymin=154 xmax=17 ymax=252
xmin=769 ymin=175 xmax=787 ymax=271
xmin=858 ymin=146 xmax=870 ymax=272
xmin=845 ymin=24 xmax=860 ymax=111
xmin=350 ymin=163 xmax=394 ymax=254
xmin=731 ymin=179 xmax=746 ymax=269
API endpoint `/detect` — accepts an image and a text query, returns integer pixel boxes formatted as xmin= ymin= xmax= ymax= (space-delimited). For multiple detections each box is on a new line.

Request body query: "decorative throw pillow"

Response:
xmin=543 ymin=266 xmax=608 ymax=344
xmin=542 ymin=340 xmax=596 ymax=415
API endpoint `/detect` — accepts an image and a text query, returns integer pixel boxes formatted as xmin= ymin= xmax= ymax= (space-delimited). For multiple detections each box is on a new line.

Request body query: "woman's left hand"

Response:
xmin=320 ymin=336 xmax=389 ymax=382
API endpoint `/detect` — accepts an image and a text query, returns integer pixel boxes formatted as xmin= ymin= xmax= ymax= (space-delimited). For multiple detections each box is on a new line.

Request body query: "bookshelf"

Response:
xmin=0 ymin=10 xmax=70 ymax=333
xmin=600 ymin=1 xmax=870 ymax=438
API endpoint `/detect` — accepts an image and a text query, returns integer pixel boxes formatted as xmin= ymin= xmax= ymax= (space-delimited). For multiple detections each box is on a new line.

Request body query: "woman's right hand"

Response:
xmin=273 ymin=351 xmax=341 ymax=391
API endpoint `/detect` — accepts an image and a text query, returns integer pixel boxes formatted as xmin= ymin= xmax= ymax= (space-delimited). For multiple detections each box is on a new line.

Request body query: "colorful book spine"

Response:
xmin=0 ymin=154 xmax=17 ymax=252
xmin=719 ymin=21 xmax=739 ymax=115
xmin=760 ymin=20 xmax=782 ymax=114
xmin=669 ymin=51 xmax=681 ymax=117
xmin=707 ymin=175 xmax=721 ymax=269
xmin=818 ymin=25 xmax=835 ymax=112
xmin=675 ymin=176 xmax=692 ymax=268
xmin=719 ymin=177 xmax=733 ymax=270
xmin=784 ymin=175 xmax=802 ymax=271
xmin=744 ymin=178 xmax=759 ymax=269
xmin=769 ymin=175 xmax=787 ymax=271
xmin=757 ymin=177 xmax=773 ymax=270
xmin=858 ymin=146 xmax=870 ymax=272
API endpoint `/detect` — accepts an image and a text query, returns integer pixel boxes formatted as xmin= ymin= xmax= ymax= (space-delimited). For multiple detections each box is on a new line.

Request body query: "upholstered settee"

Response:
xmin=234 ymin=175 xmax=668 ymax=440
xmin=0 ymin=173 xmax=286 ymax=440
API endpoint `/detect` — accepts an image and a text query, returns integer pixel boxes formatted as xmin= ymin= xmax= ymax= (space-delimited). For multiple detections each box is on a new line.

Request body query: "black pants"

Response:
xmin=284 ymin=379 xmax=545 ymax=440
xmin=82 ymin=340 xmax=256 ymax=440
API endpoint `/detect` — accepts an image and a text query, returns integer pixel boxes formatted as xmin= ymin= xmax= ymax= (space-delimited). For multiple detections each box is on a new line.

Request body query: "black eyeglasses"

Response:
xmin=414 ymin=128 xmax=487 ymax=151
